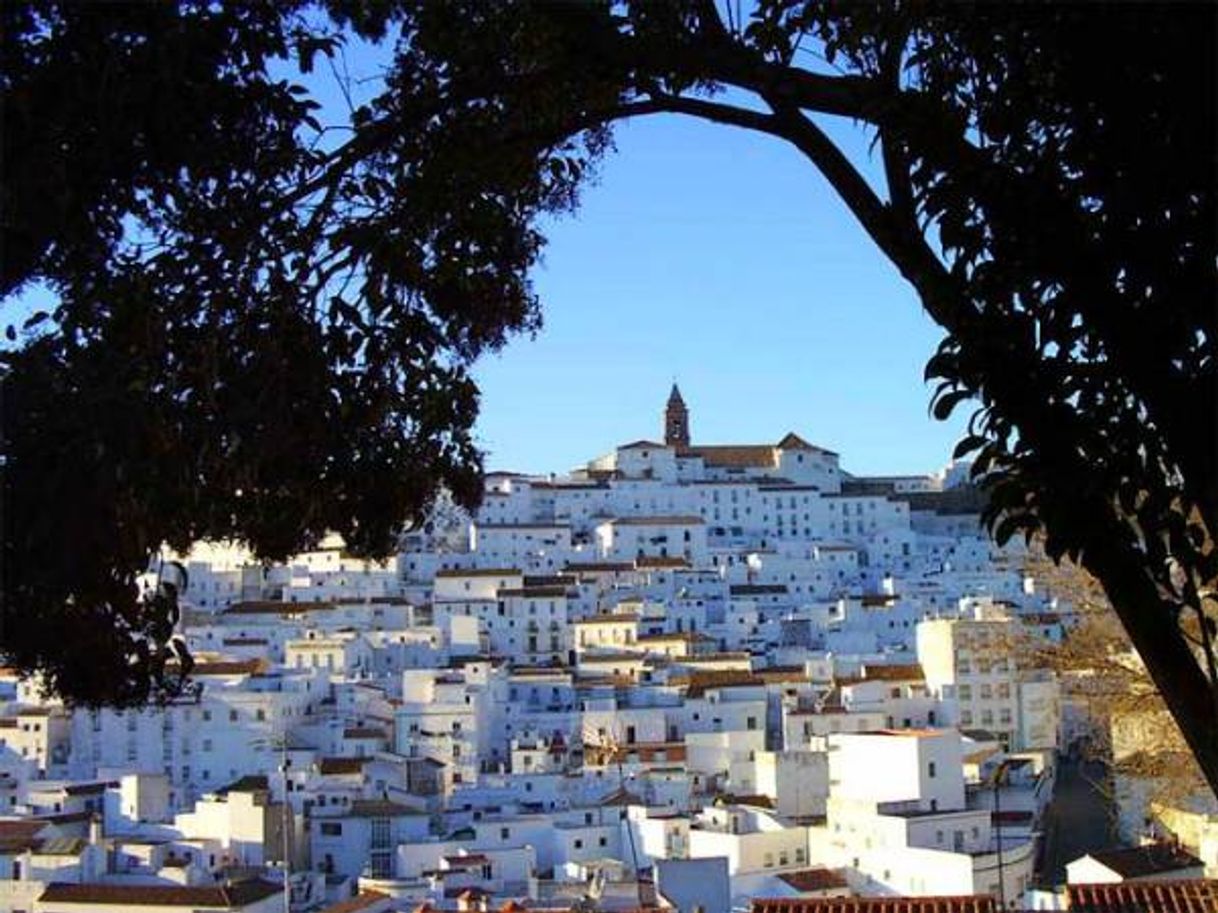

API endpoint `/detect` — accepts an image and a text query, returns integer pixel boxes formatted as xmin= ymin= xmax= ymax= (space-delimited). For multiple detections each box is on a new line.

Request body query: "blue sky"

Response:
xmin=472 ymin=110 xmax=969 ymax=476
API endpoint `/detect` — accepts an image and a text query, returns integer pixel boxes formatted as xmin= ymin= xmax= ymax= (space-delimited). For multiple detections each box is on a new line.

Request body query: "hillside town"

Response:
xmin=0 ymin=388 xmax=1213 ymax=913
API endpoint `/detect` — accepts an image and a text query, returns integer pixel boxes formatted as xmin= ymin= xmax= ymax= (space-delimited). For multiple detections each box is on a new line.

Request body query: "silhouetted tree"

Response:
xmin=2 ymin=1 xmax=1214 ymax=794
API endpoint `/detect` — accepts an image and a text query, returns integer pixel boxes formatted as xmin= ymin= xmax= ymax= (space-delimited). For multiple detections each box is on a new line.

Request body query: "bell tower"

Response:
xmin=664 ymin=383 xmax=690 ymax=448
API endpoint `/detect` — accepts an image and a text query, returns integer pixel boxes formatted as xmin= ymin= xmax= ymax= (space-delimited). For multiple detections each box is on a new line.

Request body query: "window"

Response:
xmin=371 ymin=818 xmax=391 ymax=849
xmin=574 ymin=839 xmax=583 ymax=849
xmin=928 ymin=762 xmax=936 ymax=778
xmin=370 ymin=852 xmax=392 ymax=879
xmin=320 ymin=822 xmax=342 ymax=836
xmin=763 ymin=853 xmax=774 ymax=868
xmin=229 ymin=709 xmax=238 ymax=722
xmin=500 ymin=827 xmax=510 ymax=840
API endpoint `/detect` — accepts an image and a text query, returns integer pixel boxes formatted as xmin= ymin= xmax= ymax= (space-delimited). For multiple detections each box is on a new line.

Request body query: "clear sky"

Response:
xmin=472 ymin=110 xmax=970 ymax=477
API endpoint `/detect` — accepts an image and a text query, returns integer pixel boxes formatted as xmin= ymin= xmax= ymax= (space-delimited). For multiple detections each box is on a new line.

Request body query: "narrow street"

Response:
xmin=1040 ymin=757 xmax=1119 ymax=885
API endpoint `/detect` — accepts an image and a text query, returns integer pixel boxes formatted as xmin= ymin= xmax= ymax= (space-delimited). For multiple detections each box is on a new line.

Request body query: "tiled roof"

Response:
xmin=0 ymin=819 xmax=48 ymax=852
xmin=39 ymin=879 xmax=282 ymax=908
xmin=348 ymin=799 xmax=422 ymax=817
xmin=187 ymin=659 xmax=266 ymax=676
xmin=858 ymin=664 xmax=926 ymax=682
xmin=562 ymin=562 xmax=635 ymax=573
xmin=752 ymin=898 xmax=993 ymax=913
xmin=1085 ymin=842 xmax=1204 ymax=878
xmin=680 ymin=445 xmax=778 ymax=468
xmin=1068 ymin=879 xmax=1218 ymax=912
xmin=716 ymin=793 xmax=775 ymax=809
xmin=318 ymin=757 xmax=367 ymax=776
xmin=774 ymin=868 xmax=850 ymax=893
xmin=317 ymin=891 xmax=390 ymax=913
xmin=636 ymin=556 xmax=691 ymax=568
xmin=598 ymin=786 xmax=644 ymax=806
xmin=679 ymin=670 xmax=765 ymax=697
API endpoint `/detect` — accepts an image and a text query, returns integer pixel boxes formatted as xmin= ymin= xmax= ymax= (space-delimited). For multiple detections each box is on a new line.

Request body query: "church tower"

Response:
xmin=664 ymin=383 xmax=690 ymax=448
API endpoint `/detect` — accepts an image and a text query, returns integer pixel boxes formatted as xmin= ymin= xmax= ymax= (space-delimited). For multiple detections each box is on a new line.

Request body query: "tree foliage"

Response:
xmin=2 ymin=1 xmax=1214 ymax=791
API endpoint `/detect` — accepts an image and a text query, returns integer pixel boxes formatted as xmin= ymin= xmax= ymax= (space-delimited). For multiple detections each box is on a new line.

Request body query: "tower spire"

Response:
xmin=664 ymin=383 xmax=690 ymax=448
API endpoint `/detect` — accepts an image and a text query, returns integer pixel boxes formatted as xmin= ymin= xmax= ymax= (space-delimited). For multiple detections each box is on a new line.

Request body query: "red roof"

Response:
xmin=0 ymin=819 xmax=48 ymax=852
xmin=774 ymin=869 xmax=850 ymax=893
xmin=752 ymin=899 xmax=993 ymax=913
xmin=318 ymin=757 xmax=367 ymax=776
xmin=317 ymin=891 xmax=390 ymax=913
xmin=39 ymin=880 xmax=282 ymax=908
xmin=1067 ymin=879 xmax=1218 ymax=913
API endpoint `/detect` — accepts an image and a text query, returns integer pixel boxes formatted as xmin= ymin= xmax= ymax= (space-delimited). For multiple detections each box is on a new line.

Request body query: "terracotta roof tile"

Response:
xmin=636 ymin=556 xmax=691 ymax=568
xmin=0 ymin=819 xmax=48 ymax=852
xmin=680 ymin=445 xmax=777 ymax=468
xmin=317 ymin=891 xmax=390 ymax=913
xmin=318 ymin=757 xmax=367 ymax=776
xmin=858 ymin=664 xmax=926 ymax=682
xmin=39 ymin=880 xmax=282 ymax=908
xmin=1067 ymin=879 xmax=1218 ymax=913
xmin=752 ymin=898 xmax=993 ymax=913
xmin=774 ymin=868 xmax=850 ymax=893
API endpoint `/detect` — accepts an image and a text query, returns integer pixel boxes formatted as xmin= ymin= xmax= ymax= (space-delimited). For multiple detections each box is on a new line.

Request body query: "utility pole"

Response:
xmin=992 ymin=760 xmax=1009 ymax=911
xmin=280 ymin=734 xmax=291 ymax=913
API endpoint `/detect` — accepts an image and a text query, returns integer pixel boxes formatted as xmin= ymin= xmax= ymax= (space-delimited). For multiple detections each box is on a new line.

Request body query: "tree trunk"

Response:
xmin=1082 ymin=518 xmax=1218 ymax=796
